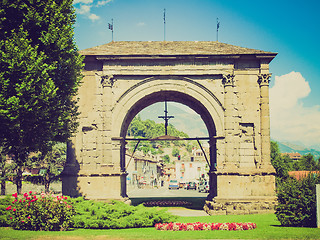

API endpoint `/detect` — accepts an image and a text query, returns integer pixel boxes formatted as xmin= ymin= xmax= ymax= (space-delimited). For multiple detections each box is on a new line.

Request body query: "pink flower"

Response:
xmin=27 ymin=216 xmax=31 ymax=219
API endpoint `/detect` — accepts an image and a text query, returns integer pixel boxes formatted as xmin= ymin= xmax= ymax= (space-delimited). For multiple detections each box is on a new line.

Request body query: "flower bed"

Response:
xmin=155 ymin=222 xmax=257 ymax=231
xmin=143 ymin=200 xmax=192 ymax=207
xmin=5 ymin=191 xmax=75 ymax=231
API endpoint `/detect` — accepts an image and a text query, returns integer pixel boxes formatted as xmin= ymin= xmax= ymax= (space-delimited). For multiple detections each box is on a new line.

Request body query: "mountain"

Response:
xmin=273 ymin=140 xmax=320 ymax=159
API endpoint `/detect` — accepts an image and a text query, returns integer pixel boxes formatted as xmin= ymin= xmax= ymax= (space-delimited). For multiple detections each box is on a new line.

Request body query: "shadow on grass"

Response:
xmin=130 ymin=197 xmax=206 ymax=210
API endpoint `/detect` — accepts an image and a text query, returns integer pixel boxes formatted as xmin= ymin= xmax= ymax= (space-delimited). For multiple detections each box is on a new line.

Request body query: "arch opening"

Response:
xmin=119 ymin=91 xmax=219 ymax=200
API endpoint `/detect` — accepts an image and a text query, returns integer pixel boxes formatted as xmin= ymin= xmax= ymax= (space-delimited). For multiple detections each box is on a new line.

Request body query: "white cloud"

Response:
xmin=73 ymin=0 xmax=93 ymax=4
xmin=88 ymin=13 xmax=100 ymax=21
xmin=270 ymin=71 xmax=320 ymax=148
xmin=76 ymin=4 xmax=91 ymax=15
xmin=137 ymin=22 xmax=146 ymax=27
xmin=97 ymin=0 xmax=112 ymax=6
xmin=74 ymin=2 xmax=101 ymax=22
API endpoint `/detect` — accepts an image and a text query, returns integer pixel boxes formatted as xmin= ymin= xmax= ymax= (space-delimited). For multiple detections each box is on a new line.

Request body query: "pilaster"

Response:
xmin=257 ymin=74 xmax=274 ymax=171
xmin=222 ymin=74 xmax=237 ymax=170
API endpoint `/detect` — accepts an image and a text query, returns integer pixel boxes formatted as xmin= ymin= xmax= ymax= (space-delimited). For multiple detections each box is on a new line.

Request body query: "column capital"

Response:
xmin=222 ymin=74 xmax=235 ymax=87
xmin=96 ymin=73 xmax=116 ymax=87
xmin=258 ymin=73 xmax=272 ymax=86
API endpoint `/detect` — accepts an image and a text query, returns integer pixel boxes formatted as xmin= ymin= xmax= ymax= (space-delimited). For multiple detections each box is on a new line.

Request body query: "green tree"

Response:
xmin=0 ymin=145 xmax=11 ymax=195
xmin=0 ymin=0 xmax=83 ymax=194
xmin=270 ymin=141 xmax=289 ymax=181
xmin=276 ymin=173 xmax=320 ymax=227
xmin=172 ymin=147 xmax=180 ymax=157
xmin=293 ymin=153 xmax=320 ymax=171
xmin=162 ymin=155 xmax=170 ymax=163
xmin=30 ymin=142 xmax=66 ymax=192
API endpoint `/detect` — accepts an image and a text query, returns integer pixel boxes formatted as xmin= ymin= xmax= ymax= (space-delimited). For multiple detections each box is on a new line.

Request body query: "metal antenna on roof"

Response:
xmin=163 ymin=8 xmax=166 ymax=41
xmin=216 ymin=18 xmax=220 ymax=42
xmin=108 ymin=18 xmax=114 ymax=42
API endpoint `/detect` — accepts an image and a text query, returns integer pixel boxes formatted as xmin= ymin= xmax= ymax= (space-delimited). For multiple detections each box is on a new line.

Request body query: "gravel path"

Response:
xmin=167 ymin=208 xmax=209 ymax=217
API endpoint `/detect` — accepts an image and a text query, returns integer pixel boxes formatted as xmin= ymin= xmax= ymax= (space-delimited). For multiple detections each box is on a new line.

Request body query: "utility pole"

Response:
xmin=163 ymin=8 xmax=166 ymax=41
xmin=216 ymin=18 xmax=220 ymax=42
xmin=108 ymin=18 xmax=114 ymax=42
xmin=158 ymin=101 xmax=174 ymax=135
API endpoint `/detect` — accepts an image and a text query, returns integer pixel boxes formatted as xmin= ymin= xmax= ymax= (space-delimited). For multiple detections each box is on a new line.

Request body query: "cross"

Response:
xmin=158 ymin=101 xmax=174 ymax=135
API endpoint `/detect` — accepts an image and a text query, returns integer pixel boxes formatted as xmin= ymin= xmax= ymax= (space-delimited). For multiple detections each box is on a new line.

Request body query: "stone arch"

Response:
xmin=112 ymin=76 xmax=224 ymax=139
xmin=111 ymin=76 xmax=224 ymax=198
xmin=63 ymin=41 xmax=278 ymax=214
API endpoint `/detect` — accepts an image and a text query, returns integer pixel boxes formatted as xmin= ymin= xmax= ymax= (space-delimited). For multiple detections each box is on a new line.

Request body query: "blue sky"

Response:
xmin=73 ymin=0 xmax=320 ymax=149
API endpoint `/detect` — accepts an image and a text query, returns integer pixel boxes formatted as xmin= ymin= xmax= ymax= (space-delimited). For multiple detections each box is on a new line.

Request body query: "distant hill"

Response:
xmin=274 ymin=140 xmax=320 ymax=159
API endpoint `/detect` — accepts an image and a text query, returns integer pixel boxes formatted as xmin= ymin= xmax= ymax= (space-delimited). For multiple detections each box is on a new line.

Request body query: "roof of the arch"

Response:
xmin=80 ymin=41 xmax=277 ymax=57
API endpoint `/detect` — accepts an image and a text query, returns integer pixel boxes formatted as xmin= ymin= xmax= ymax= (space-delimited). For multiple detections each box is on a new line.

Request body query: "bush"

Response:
xmin=276 ymin=173 xmax=320 ymax=227
xmin=70 ymin=197 xmax=176 ymax=229
xmin=5 ymin=192 xmax=75 ymax=231
xmin=0 ymin=196 xmax=12 ymax=227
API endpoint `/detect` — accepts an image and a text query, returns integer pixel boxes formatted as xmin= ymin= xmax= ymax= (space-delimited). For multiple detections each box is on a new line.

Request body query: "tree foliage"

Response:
xmin=29 ymin=142 xmax=66 ymax=192
xmin=0 ymin=0 xmax=83 ymax=193
xmin=276 ymin=173 xmax=320 ymax=227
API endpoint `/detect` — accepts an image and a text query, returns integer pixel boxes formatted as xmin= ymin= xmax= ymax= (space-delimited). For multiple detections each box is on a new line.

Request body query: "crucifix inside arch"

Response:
xmin=158 ymin=101 xmax=174 ymax=135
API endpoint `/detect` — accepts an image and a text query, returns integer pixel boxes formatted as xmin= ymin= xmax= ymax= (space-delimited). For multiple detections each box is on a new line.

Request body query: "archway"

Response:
xmin=111 ymin=77 xmax=224 ymax=199
xmin=118 ymin=91 xmax=219 ymax=198
xmin=63 ymin=41 xmax=277 ymax=215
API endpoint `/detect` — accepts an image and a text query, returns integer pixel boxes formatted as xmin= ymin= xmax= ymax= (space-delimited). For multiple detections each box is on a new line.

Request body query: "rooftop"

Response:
xmin=80 ymin=41 xmax=277 ymax=57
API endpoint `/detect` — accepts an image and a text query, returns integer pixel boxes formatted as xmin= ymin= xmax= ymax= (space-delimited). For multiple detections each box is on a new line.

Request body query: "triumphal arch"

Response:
xmin=62 ymin=41 xmax=277 ymax=214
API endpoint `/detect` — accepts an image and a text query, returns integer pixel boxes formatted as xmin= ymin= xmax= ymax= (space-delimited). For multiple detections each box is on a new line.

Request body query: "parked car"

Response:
xmin=168 ymin=179 xmax=179 ymax=190
xmin=198 ymin=181 xmax=209 ymax=193
xmin=179 ymin=182 xmax=185 ymax=188
xmin=186 ymin=181 xmax=197 ymax=190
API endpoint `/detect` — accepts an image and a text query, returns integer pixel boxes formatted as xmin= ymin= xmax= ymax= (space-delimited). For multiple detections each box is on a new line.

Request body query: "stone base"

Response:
xmin=62 ymin=174 xmax=127 ymax=200
xmin=204 ymin=197 xmax=277 ymax=215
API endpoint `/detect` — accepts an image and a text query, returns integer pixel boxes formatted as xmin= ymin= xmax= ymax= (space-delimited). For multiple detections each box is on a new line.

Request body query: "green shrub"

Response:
xmin=5 ymin=192 xmax=75 ymax=231
xmin=70 ymin=197 xmax=176 ymax=229
xmin=0 ymin=196 xmax=12 ymax=227
xmin=276 ymin=173 xmax=320 ymax=227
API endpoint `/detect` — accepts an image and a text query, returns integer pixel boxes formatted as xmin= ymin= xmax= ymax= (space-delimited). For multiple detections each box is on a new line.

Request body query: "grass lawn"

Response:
xmin=1 ymin=213 xmax=320 ymax=240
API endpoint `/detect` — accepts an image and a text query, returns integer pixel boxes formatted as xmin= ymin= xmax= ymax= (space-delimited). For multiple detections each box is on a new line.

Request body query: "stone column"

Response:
xmin=222 ymin=74 xmax=236 ymax=170
xmin=208 ymin=138 xmax=217 ymax=198
xmin=258 ymin=74 xmax=273 ymax=170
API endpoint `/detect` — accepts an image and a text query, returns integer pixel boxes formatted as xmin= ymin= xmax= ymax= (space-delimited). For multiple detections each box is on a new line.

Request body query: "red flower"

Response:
xmin=29 ymin=191 xmax=32 ymax=195
xmin=13 ymin=208 xmax=16 ymax=212
xmin=12 ymin=193 xmax=18 ymax=198
xmin=24 ymin=193 xmax=28 ymax=197
xmin=27 ymin=216 xmax=31 ymax=219
xmin=9 ymin=217 xmax=12 ymax=219
xmin=6 ymin=206 xmax=12 ymax=211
